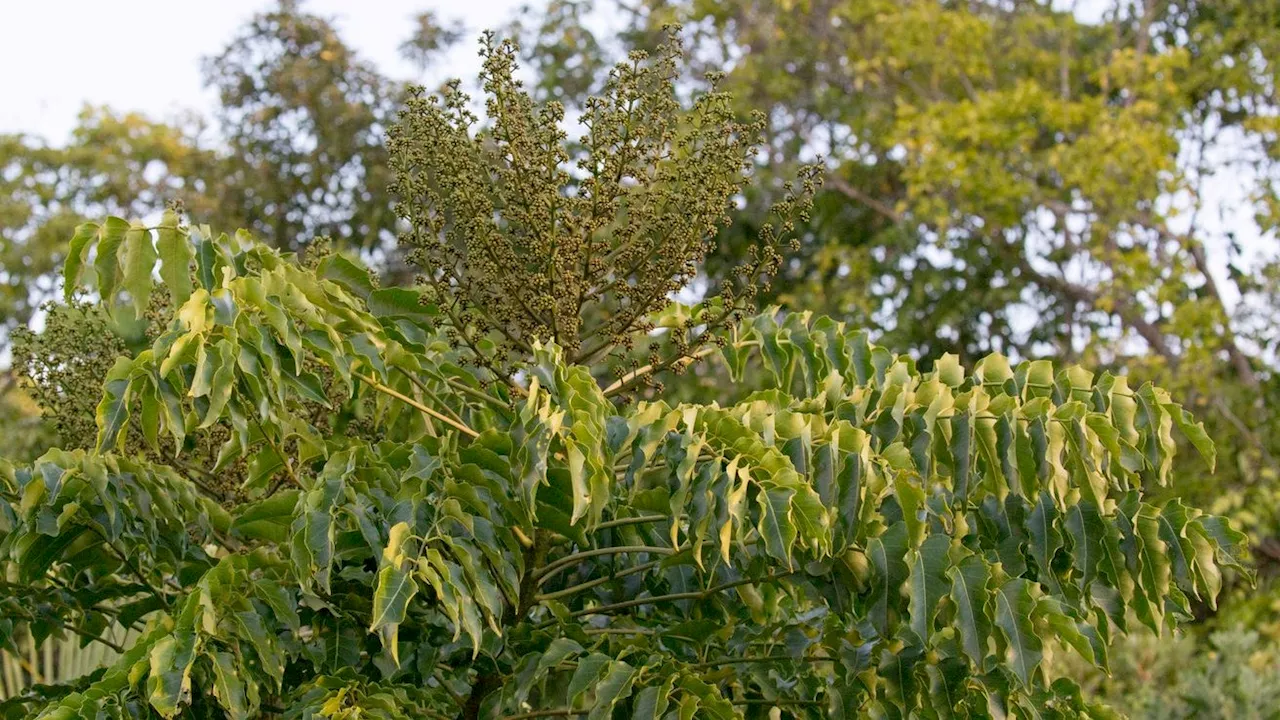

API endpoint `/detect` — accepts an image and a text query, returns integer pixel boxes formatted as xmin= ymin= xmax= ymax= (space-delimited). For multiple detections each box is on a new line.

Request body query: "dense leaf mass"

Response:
xmin=0 ymin=211 xmax=1246 ymax=718
xmin=0 ymin=24 xmax=1253 ymax=720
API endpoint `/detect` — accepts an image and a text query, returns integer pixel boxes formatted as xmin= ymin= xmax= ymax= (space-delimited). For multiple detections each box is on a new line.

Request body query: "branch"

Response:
xmin=536 ymin=560 xmax=663 ymax=602
xmin=825 ymin=174 xmax=903 ymax=224
xmin=602 ymin=347 xmax=718 ymax=398
xmin=353 ymin=372 xmax=479 ymax=439
xmin=1009 ymin=251 xmax=1176 ymax=359
xmin=545 ymin=571 xmax=795 ymax=624
xmin=687 ymin=653 xmax=834 ymax=669
xmin=593 ymin=514 xmax=667 ymax=532
xmin=82 ymin=525 xmax=166 ymax=607
xmin=1184 ymin=239 xmax=1260 ymax=388
xmin=534 ymin=546 xmax=675 ymax=586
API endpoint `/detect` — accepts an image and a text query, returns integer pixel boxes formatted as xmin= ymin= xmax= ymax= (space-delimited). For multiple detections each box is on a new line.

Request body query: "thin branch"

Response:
xmin=397 ymin=368 xmax=465 ymax=424
xmin=353 ymin=372 xmax=479 ymax=438
xmin=82 ymin=525 xmax=166 ymax=607
xmin=534 ymin=546 xmax=675 ymax=586
xmin=536 ymin=559 xmax=663 ymax=602
xmin=546 ymin=571 xmax=795 ymax=624
xmin=687 ymin=653 xmax=834 ymax=670
xmin=733 ymin=699 xmax=825 ymax=708
xmin=593 ymin=514 xmax=668 ymax=532
xmin=602 ymin=347 xmax=718 ymax=398
xmin=826 ymin=174 xmax=903 ymax=224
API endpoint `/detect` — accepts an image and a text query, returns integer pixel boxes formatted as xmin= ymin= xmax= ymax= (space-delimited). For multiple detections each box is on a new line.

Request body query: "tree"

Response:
xmin=0 ymin=32 xmax=1247 ymax=718
xmin=201 ymin=0 xmax=402 ymax=254
xmin=0 ymin=1 xmax=410 ymax=346
xmin=524 ymin=0 xmax=1280 ymax=571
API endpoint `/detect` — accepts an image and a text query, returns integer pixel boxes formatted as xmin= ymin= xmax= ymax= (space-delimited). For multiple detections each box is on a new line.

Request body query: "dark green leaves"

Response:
xmin=868 ymin=522 xmax=910 ymax=637
xmin=948 ymin=554 xmax=992 ymax=666
xmin=908 ymin=534 xmax=951 ymax=642
xmin=9 ymin=216 xmax=1252 ymax=719
xmin=994 ymin=578 xmax=1043 ymax=686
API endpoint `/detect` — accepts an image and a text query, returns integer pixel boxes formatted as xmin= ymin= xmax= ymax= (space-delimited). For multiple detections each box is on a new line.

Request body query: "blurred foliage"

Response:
xmin=202 ymin=0 xmax=401 ymax=253
xmin=1060 ymin=627 xmax=1280 ymax=719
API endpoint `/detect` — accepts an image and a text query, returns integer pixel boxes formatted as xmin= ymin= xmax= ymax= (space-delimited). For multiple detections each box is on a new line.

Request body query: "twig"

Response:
xmin=542 ymin=571 xmax=795 ymax=625
xmin=534 ymin=546 xmax=674 ymax=586
xmin=602 ymin=347 xmax=718 ymax=397
xmin=397 ymin=368 xmax=465 ymax=424
xmin=593 ymin=514 xmax=668 ymax=532
xmin=687 ymin=654 xmax=834 ymax=670
xmin=536 ymin=560 xmax=663 ymax=602
xmin=354 ymin=372 xmax=479 ymax=439
xmin=83 ymin=525 xmax=166 ymax=607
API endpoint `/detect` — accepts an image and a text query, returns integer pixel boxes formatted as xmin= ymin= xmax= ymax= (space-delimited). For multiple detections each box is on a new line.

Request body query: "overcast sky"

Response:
xmin=0 ymin=0 xmax=534 ymax=141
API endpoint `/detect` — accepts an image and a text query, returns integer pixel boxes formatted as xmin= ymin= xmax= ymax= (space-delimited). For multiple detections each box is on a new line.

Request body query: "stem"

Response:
xmin=593 ymin=514 xmax=668 ymax=532
xmin=398 ymin=368 xmax=465 ymax=423
xmin=602 ymin=347 xmax=718 ymax=397
xmin=733 ymin=699 xmax=825 ymax=708
xmin=541 ymin=571 xmax=795 ymax=626
xmin=688 ymin=654 xmax=833 ymax=670
xmin=83 ymin=525 xmax=166 ymax=607
xmin=240 ymin=388 xmax=302 ymax=490
xmin=536 ymin=560 xmax=662 ymax=602
xmin=534 ymin=546 xmax=675 ymax=586
xmin=354 ymin=372 xmax=479 ymax=438
xmin=442 ymin=375 xmax=513 ymax=410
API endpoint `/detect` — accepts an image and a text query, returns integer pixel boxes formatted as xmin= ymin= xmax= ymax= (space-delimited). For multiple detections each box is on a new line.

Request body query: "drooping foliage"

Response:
xmin=0 ymin=26 xmax=1252 ymax=720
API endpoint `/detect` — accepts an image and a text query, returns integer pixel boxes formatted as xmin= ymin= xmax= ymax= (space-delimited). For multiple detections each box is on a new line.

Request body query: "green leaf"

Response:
xmin=567 ymin=653 xmax=611 ymax=706
xmin=370 ymin=565 xmax=420 ymax=667
xmin=757 ymin=486 xmax=797 ymax=567
xmin=1165 ymin=402 xmax=1215 ymax=472
xmin=632 ymin=678 xmax=674 ymax=720
xmin=210 ymin=650 xmax=250 ymax=719
xmin=1065 ymin=500 xmax=1104 ymax=591
xmin=156 ymin=211 xmax=194 ymax=305
xmin=994 ymin=578 xmax=1043 ymax=687
xmin=868 ymin=521 xmax=909 ymax=637
xmin=231 ymin=491 xmax=299 ymax=543
xmin=948 ymin=553 xmax=992 ymax=666
xmin=193 ymin=230 xmax=220 ymax=290
xmin=1036 ymin=598 xmax=1094 ymax=666
xmin=1027 ymin=491 xmax=1064 ymax=593
xmin=588 ymin=661 xmax=638 ymax=720
xmin=93 ymin=217 xmax=130 ymax=305
xmin=908 ymin=534 xmax=951 ymax=642
xmin=368 ymin=287 xmax=436 ymax=320
xmin=95 ymin=357 xmax=134 ymax=453
xmin=146 ymin=618 xmax=198 ymax=716
xmin=63 ymin=222 xmax=100 ymax=301
xmin=122 ymin=222 xmax=158 ymax=316
xmin=320 ymin=254 xmax=375 ymax=300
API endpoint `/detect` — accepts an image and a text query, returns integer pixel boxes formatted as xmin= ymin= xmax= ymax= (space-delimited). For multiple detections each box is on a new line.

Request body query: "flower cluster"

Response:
xmin=389 ymin=27 xmax=819 ymax=389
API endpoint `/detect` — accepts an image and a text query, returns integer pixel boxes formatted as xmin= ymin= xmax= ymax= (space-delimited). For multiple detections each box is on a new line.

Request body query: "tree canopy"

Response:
xmin=0 ymin=24 xmax=1253 ymax=719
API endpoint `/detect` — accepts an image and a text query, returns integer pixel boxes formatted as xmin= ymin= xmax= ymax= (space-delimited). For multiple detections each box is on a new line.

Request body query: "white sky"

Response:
xmin=0 ymin=0 xmax=529 ymax=142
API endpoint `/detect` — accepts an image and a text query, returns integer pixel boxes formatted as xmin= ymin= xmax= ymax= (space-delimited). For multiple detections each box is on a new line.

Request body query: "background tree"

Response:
xmin=201 ymin=0 xmax=402 ymax=254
